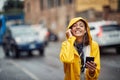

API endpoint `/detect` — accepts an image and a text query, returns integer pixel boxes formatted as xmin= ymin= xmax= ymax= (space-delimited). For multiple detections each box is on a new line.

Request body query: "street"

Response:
xmin=0 ymin=42 xmax=120 ymax=80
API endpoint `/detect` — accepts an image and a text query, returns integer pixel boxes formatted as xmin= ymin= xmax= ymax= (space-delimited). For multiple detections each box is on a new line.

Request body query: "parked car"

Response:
xmin=2 ymin=25 xmax=45 ymax=58
xmin=31 ymin=24 xmax=49 ymax=46
xmin=88 ymin=20 xmax=120 ymax=54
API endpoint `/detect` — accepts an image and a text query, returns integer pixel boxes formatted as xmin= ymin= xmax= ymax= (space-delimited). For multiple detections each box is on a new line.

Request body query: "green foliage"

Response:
xmin=3 ymin=0 xmax=24 ymax=14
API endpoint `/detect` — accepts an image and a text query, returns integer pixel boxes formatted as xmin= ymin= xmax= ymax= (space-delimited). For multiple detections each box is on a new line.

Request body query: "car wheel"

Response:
xmin=28 ymin=51 xmax=33 ymax=57
xmin=12 ymin=47 xmax=20 ymax=58
xmin=5 ymin=51 xmax=10 ymax=57
xmin=2 ymin=45 xmax=10 ymax=57
xmin=116 ymin=47 xmax=120 ymax=54
xmin=39 ymin=49 xmax=44 ymax=56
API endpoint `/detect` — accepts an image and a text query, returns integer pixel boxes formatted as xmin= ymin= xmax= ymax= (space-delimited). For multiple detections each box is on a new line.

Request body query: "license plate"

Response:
xmin=29 ymin=44 xmax=36 ymax=49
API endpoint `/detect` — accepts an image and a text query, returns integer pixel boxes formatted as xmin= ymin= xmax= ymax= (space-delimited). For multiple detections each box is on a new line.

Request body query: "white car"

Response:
xmin=31 ymin=24 xmax=49 ymax=46
xmin=88 ymin=20 xmax=120 ymax=54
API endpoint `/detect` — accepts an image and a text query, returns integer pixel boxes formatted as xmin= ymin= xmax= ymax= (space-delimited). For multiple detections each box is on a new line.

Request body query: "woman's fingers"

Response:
xmin=85 ymin=61 xmax=97 ymax=71
xmin=85 ymin=63 xmax=95 ymax=71
xmin=66 ymin=29 xmax=72 ymax=38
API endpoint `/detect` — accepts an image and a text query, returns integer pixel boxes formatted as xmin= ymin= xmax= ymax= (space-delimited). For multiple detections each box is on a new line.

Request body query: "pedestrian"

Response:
xmin=59 ymin=17 xmax=100 ymax=80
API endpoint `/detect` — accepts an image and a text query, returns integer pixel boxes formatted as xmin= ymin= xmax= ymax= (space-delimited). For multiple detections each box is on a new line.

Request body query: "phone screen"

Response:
xmin=85 ymin=57 xmax=94 ymax=68
xmin=85 ymin=57 xmax=94 ymax=63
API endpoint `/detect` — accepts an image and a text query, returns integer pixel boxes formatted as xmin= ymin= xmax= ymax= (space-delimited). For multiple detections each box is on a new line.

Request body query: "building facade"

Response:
xmin=24 ymin=0 xmax=75 ymax=40
xmin=24 ymin=0 xmax=119 ymax=40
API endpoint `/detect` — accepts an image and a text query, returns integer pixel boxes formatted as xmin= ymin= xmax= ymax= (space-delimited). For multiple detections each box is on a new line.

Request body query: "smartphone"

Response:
xmin=85 ymin=57 xmax=94 ymax=68
xmin=86 ymin=57 xmax=94 ymax=63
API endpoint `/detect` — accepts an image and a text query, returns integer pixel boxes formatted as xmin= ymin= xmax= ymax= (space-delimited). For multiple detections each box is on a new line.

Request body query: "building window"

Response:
xmin=47 ymin=0 xmax=54 ymax=8
xmin=27 ymin=3 xmax=30 ymax=12
xmin=64 ymin=0 xmax=73 ymax=4
xmin=40 ymin=0 xmax=44 ymax=10
xmin=66 ymin=16 xmax=70 ymax=27
xmin=118 ymin=0 xmax=120 ymax=12
xmin=55 ymin=0 xmax=61 ymax=7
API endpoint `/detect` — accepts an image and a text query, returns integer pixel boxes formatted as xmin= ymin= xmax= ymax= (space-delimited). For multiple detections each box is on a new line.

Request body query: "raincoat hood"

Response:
xmin=67 ymin=17 xmax=93 ymax=52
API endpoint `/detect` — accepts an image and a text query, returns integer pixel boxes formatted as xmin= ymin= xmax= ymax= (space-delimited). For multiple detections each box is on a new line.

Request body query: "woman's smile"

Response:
xmin=71 ymin=20 xmax=86 ymax=37
xmin=75 ymin=30 xmax=82 ymax=34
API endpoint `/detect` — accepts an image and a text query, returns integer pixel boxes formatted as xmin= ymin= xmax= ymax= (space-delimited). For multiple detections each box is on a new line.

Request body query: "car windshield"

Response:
xmin=10 ymin=27 xmax=37 ymax=37
xmin=90 ymin=26 xmax=95 ymax=30
xmin=102 ymin=25 xmax=120 ymax=31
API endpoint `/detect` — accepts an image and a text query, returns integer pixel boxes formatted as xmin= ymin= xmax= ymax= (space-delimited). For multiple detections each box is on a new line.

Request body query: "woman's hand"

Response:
xmin=66 ymin=29 xmax=73 ymax=38
xmin=85 ymin=61 xmax=97 ymax=76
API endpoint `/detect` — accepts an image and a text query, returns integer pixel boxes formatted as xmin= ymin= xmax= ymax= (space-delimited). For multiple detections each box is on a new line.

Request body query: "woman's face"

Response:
xmin=71 ymin=20 xmax=86 ymax=38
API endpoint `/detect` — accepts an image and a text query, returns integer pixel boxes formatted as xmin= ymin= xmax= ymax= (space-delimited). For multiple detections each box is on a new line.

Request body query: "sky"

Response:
xmin=0 ymin=0 xmax=24 ymax=11
xmin=0 ymin=0 xmax=6 ymax=11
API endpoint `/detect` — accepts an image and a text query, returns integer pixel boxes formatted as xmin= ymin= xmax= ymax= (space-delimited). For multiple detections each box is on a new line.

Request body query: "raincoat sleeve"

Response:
xmin=59 ymin=36 xmax=76 ymax=63
xmin=85 ymin=41 xmax=101 ymax=80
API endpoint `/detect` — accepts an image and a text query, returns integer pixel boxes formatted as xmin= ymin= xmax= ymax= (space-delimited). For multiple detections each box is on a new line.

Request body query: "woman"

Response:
xmin=59 ymin=17 xmax=100 ymax=80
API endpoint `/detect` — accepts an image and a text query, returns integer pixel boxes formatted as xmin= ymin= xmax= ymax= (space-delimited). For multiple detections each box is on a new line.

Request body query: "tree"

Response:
xmin=3 ymin=0 xmax=24 ymax=14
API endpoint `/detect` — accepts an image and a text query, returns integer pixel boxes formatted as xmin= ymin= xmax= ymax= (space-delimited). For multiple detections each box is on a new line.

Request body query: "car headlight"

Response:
xmin=15 ymin=37 xmax=26 ymax=44
xmin=15 ymin=37 xmax=22 ymax=43
xmin=36 ymin=36 xmax=44 ymax=43
xmin=15 ymin=37 xmax=35 ymax=44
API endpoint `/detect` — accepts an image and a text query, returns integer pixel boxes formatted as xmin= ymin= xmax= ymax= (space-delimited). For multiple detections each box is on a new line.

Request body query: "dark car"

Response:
xmin=2 ymin=25 xmax=45 ymax=58
xmin=48 ymin=30 xmax=58 ymax=42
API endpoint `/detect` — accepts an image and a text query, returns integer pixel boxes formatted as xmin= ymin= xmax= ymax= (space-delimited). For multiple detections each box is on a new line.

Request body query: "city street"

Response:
xmin=0 ymin=42 xmax=120 ymax=80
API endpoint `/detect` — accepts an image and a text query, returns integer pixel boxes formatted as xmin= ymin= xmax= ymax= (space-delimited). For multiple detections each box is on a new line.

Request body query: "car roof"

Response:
xmin=88 ymin=20 xmax=118 ymax=28
xmin=10 ymin=24 xmax=30 ymax=27
xmin=7 ymin=25 xmax=33 ymax=32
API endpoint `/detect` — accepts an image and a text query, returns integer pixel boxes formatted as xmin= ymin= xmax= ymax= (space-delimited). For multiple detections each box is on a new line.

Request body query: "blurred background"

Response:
xmin=0 ymin=0 xmax=120 ymax=80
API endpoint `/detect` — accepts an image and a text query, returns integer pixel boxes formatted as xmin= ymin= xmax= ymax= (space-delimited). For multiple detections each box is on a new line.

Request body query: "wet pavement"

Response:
xmin=0 ymin=42 xmax=120 ymax=80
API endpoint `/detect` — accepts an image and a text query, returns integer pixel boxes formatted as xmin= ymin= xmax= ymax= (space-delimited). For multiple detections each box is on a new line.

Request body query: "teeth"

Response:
xmin=76 ymin=31 xmax=81 ymax=33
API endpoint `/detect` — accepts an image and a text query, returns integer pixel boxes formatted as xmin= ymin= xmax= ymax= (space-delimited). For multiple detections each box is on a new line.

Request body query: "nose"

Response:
xmin=76 ymin=25 xmax=80 ymax=28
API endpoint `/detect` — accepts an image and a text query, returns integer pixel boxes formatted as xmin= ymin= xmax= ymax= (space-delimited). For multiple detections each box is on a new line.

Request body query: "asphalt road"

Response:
xmin=0 ymin=42 xmax=120 ymax=80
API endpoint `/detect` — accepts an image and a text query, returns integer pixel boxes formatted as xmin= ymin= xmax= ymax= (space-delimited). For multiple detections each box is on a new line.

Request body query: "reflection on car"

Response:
xmin=2 ymin=25 xmax=45 ymax=58
xmin=88 ymin=20 xmax=120 ymax=54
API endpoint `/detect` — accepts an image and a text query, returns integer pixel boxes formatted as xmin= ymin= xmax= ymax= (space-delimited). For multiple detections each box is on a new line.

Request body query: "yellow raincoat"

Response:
xmin=60 ymin=17 xmax=100 ymax=80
